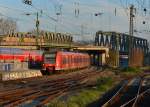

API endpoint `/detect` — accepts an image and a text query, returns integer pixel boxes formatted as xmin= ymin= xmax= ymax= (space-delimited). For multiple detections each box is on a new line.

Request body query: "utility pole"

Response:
xmin=35 ymin=12 xmax=40 ymax=48
xmin=129 ymin=5 xmax=135 ymax=66
xmin=36 ymin=12 xmax=39 ymax=37
xmin=129 ymin=5 xmax=134 ymax=38
xmin=116 ymin=33 xmax=120 ymax=68
xmin=36 ymin=12 xmax=39 ymax=44
xmin=25 ymin=12 xmax=40 ymax=47
xmin=23 ymin=1 xmax=41 ymax=48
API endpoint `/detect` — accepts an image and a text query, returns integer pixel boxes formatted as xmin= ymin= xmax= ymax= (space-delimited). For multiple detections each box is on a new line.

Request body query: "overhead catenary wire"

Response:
xmin=0 ymin=3 xmax=37 ymax=22
xmin=119 ymin=0 xmax=129 ymax=16
xmin=27 ymin=2 xmax=87 ymax=33
xmin=30 ymin=4 xmax=58 ymax=22
xmin=0 ymin=4 xmax=32 ymax=13
xmin=26 ymin=3 xmax=78 ymax=32
xmin=135 ymin=1 xmax=150 ymax=38
xmin=0 ymin=2 xmax=73 ymax=33
xmin=0 ymin=12 xmax=33 ymax=23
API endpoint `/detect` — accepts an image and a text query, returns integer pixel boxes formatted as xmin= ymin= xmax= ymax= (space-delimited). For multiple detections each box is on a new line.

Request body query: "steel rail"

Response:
xmin=0 ymin=67 xmax=101 ymax=106
xmin=102 ymin=77 xmax=142 ymax=107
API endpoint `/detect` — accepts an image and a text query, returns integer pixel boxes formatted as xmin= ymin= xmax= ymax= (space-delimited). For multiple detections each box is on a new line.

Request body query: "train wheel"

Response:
xmin=45 ymin=68 xmax=52 ymax=75
xmin=54 ymin=70 xmax=60 ymax=74
xmin=40 ymin=70 xmax=46 ymax=75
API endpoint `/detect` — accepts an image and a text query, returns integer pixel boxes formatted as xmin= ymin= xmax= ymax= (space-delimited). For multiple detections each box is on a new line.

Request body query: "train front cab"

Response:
xmin=41 ymin=51 xmax=91 ymax=75
xmin=42 ymin=52 xmax=56 ymax=74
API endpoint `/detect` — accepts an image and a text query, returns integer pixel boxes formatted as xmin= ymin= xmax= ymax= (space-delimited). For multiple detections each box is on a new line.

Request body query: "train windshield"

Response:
xmin=44 ymin=53 xmax=56 ymax=64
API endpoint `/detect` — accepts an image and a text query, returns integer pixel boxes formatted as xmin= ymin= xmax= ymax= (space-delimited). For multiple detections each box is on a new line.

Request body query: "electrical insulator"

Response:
xmin=23 ymin=0 xmax=32 ymax=5
xmin=115 ymin=8 xmax=117 ymax=16
xmin=144 ymin=8 xmax=147 ymax=15
xmin=94 ymin=12 xmax=103 ymax=16
xmin=56 ymin=13 xmax=60 ymax=15
xmin=74 ymin=2 xmax=79 ymax=18
xmin=95 ymin=13 xmax=98 ymax=16
xmin=25 ymin=13 xmax=30 ymax=16
xmin=143 ymin=21 xmax=146 ymax=24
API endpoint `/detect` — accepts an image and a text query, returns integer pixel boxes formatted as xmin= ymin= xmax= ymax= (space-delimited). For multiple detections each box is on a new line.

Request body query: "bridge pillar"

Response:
xmin=89 ymin=52 xmax=103 ymax=67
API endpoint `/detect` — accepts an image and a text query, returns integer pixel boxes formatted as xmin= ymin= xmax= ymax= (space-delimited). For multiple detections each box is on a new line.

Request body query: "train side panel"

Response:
xmin=55 ymin=52 xmax=90 ymax=71
xmin=42 ymin=51 xmax=91 ymax=74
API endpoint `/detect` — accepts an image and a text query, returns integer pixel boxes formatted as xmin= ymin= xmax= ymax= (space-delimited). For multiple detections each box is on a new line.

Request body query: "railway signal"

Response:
xmin=143 ymin=8 xmax=147 ymax=16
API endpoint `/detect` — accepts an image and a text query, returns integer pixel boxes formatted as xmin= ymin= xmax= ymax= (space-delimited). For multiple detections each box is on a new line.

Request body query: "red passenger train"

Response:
xmin=0 ymin=48 xmax=43 ymax=68
xmin=42 ymin=51 xmax=90 ymax=74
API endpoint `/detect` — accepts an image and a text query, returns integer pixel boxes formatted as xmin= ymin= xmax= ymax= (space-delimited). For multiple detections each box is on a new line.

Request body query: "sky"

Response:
xmin=0 ymin=0 xmax=149 ymax=41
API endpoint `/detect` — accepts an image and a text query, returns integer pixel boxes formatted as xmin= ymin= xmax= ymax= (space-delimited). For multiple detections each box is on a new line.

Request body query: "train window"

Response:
xmin=74 ymin=57 xmax=76 ymax=63
xmin=70 ymin=56 xmax=72 ymax=64
xmin=66 ymin=56 xmax=69 ymax=64
xmin=67 ymin=56 xmax=70 ymax=64
xmin=79 ymin=57 xmax=81 ymax=62
xmin=74 ymin=57 xmax=75 ymax=63
xmin=73 ymin=57 xmax=75 ymax=63
xmin=73 ymin=57 xmax=74 ymax=63
xmin=44 ymin=53 xmax=56 ymax=64
xmin=63 ymin=57 xmax=66 ymax=64
xmin=75 ymin=57 xmax=77 ymax=63
xmin=68 ymin=56 xmax=70 ymax=64
xmin=71 ymin=56 xmax=72 ymax=63
xmin=76 ymin=57 xmax=78 ymax=63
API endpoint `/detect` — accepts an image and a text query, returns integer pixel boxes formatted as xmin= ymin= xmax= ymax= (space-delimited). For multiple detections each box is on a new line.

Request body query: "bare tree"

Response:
xmin=0 ymin=18 xmax=17 ymax=34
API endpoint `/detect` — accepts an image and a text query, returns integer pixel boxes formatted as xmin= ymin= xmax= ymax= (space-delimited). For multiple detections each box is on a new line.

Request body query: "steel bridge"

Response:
xmin=95 ymin=31 xmax=149 ymax=67
xmin=0 ymin=32 xmax=73 ymax=50
xmin=0 ymin=31 xmax=149 ymax=67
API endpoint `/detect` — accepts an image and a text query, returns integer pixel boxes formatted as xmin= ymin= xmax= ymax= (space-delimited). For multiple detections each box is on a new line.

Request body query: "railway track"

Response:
xmin=0 ymin=67 xmax=102 ymax=107
xmin=101 ymin=74 xmax=150 ymax=107
xmin=122 ymin=75 xmax=150 ymax=107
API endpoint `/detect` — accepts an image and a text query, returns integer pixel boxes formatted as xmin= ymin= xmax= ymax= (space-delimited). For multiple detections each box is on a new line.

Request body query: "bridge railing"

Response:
xmin=0 ymin=32 xmax=73 ymax=47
